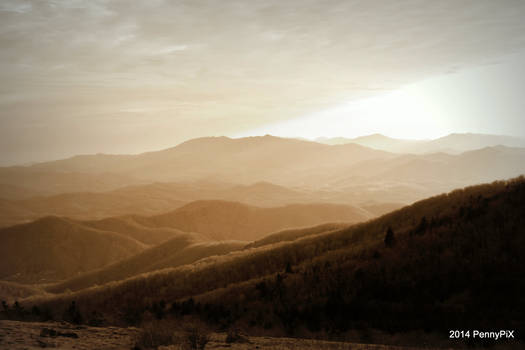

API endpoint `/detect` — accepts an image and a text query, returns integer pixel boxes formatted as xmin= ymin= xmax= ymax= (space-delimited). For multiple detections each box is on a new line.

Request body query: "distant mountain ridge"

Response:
xmin=316 ymin=132 xmax=525 ymax=154
xmin=1 ymin=134 xmax=524 ymax=217
xmin=0 ymin=180 xmax=393 ymax=228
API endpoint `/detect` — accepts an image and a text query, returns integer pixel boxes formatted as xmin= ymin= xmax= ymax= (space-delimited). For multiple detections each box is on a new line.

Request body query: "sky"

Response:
xmin=238 ymin=52 xmax=525 ymax=140
xmin=2 ymin=0 xmax=525 ymax=165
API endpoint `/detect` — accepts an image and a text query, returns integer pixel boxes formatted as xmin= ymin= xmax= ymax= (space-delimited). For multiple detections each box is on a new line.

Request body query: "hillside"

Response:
xmin=22 ymin=176 xmax=525 ymax=347
xmin=0 ymin=217 xmax=147 ymax=283
xmin=134 ymin=200 xmax=373 ymax=241
xmin=0 ymin=199 xmax=372 ymax=285
xmin=48 ymin=236 xmax=247 ymax=294
xmin=48 ymin=224 xmax=349 ymax=294
xmin=0 ymin=281 xmax=47 ymax=304
xmin=77 ymin=216 xmax=191 ymax=246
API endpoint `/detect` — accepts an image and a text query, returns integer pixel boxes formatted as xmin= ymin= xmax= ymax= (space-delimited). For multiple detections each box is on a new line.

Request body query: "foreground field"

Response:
xmin=0 ymin=320 xmax=457 ymax=350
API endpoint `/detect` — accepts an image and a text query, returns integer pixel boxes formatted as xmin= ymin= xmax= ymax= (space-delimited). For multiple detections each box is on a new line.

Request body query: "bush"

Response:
xmin=135 ymin=321 xmax=175 ymax=349
xmin=181 ymin=324 xmax=210 ymax=350
xmin=225 ymin=328 xmax=249 ymax=343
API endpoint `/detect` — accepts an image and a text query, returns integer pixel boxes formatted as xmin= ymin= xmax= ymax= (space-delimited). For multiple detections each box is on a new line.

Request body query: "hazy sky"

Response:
xmin=2 ymin=0 xmax=525 ymax=165
xmin=239 ymin=52 xmax=525 ymax=140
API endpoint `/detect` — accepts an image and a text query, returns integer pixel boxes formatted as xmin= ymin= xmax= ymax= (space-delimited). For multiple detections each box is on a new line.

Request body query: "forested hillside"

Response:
xmin=15 ymin=177 xmax=524 ymax=347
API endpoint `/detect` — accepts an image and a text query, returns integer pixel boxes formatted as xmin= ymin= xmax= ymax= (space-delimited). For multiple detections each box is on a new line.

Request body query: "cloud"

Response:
xmin=2 ymin=0 xmax=525 ymax=163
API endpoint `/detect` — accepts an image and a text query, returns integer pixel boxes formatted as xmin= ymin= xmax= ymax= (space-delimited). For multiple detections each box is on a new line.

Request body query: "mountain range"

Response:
xmin=1 ymin=134 xmax=524 ymax=227
xmin=316 ymin=132 xmax=525 ymax=153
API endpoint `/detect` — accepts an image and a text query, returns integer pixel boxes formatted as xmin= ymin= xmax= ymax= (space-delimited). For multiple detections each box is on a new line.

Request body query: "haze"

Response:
xmin=2 ymin=0 xmax=525 ymax=164
xmin=2 ymin=2 xmax=525 ymax=348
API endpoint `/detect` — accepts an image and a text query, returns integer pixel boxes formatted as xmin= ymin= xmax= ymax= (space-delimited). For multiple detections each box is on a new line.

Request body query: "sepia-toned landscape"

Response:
xmin=1 ymin=1 xmax=525 ymax=349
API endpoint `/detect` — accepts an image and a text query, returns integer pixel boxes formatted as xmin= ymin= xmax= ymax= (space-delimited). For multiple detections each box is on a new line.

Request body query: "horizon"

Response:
xmin=2 ymin=130 xmax=524 ymax=167
xmin=2 ymin=1 xmax=525 ymax=165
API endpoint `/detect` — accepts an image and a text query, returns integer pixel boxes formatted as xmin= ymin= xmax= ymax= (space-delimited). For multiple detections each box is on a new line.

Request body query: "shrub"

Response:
xmin=135 ymin=321 xmax=175 ymax=349
xmin=225 ymin=328 xmax=249 ymax=343
xmin=181 ymin=324 xmax=210 ymax=350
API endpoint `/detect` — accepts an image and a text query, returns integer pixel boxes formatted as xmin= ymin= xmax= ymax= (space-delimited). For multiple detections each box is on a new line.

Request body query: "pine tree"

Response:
xmin=384 ymin=226 xmax=395 ymax=247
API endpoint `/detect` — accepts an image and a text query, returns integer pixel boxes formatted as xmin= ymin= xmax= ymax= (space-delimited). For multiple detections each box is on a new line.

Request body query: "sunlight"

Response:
xmin=237 ymin=83 xmax=448 ymax=140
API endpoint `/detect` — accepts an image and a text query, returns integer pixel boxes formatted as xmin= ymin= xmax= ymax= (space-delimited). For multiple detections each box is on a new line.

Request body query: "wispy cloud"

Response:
xmin=2 ymin=0 xmax=525 ymax=163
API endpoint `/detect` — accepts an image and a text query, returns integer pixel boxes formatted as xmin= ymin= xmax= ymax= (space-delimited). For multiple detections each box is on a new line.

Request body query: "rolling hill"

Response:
xmin=133 ymin=200 xmax=373 ymax=241
xmin=48 ymin=224 xmax=349 ymax=294
xmin=0 ymin=180 xmax=342 ymax=228
xmin=47 ymin=236 xmax=247 ymax=294
xmin=22 ymin=176 xmax=524 ymax=347
xmin=0 ymin=217 xmax=147 ymax=283
xmin=0 ymin=199 xmax=373 ymax=284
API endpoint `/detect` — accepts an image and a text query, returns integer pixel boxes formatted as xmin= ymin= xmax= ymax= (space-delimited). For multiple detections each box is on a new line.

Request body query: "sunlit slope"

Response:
xmin=48 ymin=237 xmax=246 ymax=294
xmin=78 ymin=216 xmax=192 ymax=246
xmin=48 ymin=224 xmax=349 ymax=294
xmin=0 ymin=199 xmax=371 ymax=285
xmin=134 ymin=200 xmax=373 ymax=241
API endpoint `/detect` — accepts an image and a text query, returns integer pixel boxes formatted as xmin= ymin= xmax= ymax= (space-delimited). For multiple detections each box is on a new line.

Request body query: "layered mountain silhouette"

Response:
xmin=317 ymin=132 xmax=525 ymax=154
xmin=1 ymin=134 xmax=524 ymax=229
xmin=0 ymin=136 xmax=393 ymax=199
xmin=0 ymin=180 xmax=369 ymax=228
xmin=0 ymin=180 xmax=403 ymax=228
xmin=0 ymin=200 xmax=371 ymax=283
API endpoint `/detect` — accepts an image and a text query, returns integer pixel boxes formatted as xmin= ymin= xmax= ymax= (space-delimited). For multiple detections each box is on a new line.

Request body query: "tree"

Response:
xmin=285 ymin=262 xmax=293 ymax=274
xmin=384 ymin=226 xmax=395 ymax=247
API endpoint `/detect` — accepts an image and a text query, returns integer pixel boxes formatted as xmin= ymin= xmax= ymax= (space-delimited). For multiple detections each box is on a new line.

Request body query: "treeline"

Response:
xmin=7 ymin=176 xmax=525 ymax=347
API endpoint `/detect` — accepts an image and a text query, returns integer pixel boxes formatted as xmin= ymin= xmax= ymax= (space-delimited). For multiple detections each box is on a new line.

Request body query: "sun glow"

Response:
xmin=236 ymin=53 xmax=525 ymax=141
xmin=236 ymin=83 xmax=448 ymax=140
